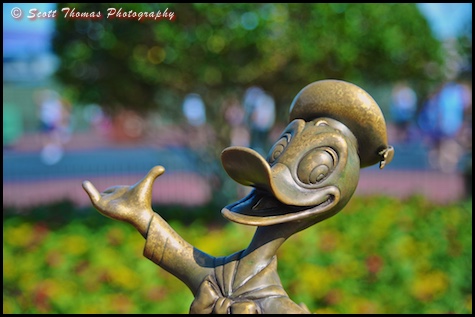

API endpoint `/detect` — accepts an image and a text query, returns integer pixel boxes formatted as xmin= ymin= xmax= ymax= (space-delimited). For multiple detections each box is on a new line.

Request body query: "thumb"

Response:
xmin=82 ymin=180 xmax=101 ymax=203
xmin=132 ymin=165 xmax=165 ymax=199
xmin=148 ymin=165 xmax=166 ymax=179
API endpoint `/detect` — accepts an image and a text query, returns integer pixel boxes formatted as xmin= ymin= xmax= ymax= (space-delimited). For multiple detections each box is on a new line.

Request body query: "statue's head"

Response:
xmin=221 ymin=79 xmax=394 ymax=227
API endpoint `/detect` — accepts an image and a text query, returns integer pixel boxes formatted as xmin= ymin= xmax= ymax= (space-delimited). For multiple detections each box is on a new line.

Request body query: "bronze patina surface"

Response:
xmin=83 ymin=79 xmax=394 ymax=314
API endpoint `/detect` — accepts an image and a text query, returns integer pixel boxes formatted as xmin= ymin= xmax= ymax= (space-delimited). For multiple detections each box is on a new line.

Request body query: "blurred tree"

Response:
xmin=52 ymin=3 xmax=444 ymax=139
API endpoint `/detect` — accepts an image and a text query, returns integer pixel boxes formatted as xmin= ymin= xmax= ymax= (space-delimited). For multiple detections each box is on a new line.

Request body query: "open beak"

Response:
xmin=220 ymin=146 xmax=340 ymax=226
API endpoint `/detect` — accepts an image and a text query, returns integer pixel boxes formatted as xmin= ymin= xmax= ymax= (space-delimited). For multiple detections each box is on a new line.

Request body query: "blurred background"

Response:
xmin=3 ymin=3 xmax=472 ymax=314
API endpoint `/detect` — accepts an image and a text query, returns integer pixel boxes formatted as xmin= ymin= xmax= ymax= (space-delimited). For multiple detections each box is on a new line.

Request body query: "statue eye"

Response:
xmin=268 ymin=133 xmax=291 ymax=163
xmin=297 ymin=148 xmax=337 ymax=185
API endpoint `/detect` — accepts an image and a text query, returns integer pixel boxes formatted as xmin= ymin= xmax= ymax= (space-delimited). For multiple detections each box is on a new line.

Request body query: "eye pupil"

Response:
xmin=309 ymin=166 xmax=329 ymax=184
xmin=297 ymin=148 xmax=336 ymax=185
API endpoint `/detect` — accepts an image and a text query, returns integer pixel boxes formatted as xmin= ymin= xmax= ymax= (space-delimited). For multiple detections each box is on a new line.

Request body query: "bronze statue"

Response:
xmin=82 ymin=79 xmax=394 ymax=314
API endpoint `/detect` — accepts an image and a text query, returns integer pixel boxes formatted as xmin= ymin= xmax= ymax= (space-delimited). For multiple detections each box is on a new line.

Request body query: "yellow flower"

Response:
xmin=465 ymin=294 xmax=472 ymax=313
xmin=109 ymin=265 xmax=140 ymax=290
xmin=393 ymin=236 xmax=418 ymax=258
xmin=3 ymin=252 xmax=17 ymax=281
xmin=194 ymin=229 xmax=228 ymax=256
xmin=60 ymin=234 xmax=89 ymax=256
xmin=4 ymin=222 xmax=35 ymax=248
xmin=294 ymin=263 xmax=335 ymax=298
xmin=314 ymin=307 xmax=339 ymax=314
xmin=411 ymin=270 xmax=449 ymax=301
xmin=3 ymin=297 xmax=18 ymax=314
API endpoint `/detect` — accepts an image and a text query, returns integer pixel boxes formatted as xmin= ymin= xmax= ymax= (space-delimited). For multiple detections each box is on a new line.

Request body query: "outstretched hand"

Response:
xmin=82 ymin=166 xmax=165 ymax=225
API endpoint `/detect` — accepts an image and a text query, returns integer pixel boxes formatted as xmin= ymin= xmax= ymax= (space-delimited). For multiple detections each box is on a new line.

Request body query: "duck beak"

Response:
xmin=220 ymin=146 xmax=273 ymax=195
xmin=220 ymin=146 xmax=339 ymax=226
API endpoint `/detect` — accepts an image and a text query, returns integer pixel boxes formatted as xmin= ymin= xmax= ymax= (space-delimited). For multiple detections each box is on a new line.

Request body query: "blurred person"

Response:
xmin=83 ymin=103 xmax=113 ymax=137
xmin=181 ymin=93 xmax=217 ymax=162
xmin=182 ymin=93 xmax=211 ymax=149
xmin=223 ymin=95 xmax=251 ymax=199
xmin=183 ymin=93 xmax=206 ymax=127
xmin=457 ymin=79 xmax=472 ymax=198
xmin=111 ymin=109 xmax=146 ymax=142
xmin=389 ymin=81 xmax=418 ymax=143
xmin=58 ymin=97 xmax=73 ymax=144
xmin=224 ymin=95 xmax=250 ymax=148
xmin=418 ymin=80 xmax=470 ymax=173
xmin=34 ymin=89 xmax=72 ymax=165
xmin=243 ymin=86 xmax=276 ymax=156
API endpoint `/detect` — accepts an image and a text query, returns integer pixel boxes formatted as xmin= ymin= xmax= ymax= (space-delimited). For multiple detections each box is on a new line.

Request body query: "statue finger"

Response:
xmin=148 ymin=165 xmax=165 ymax=179
xmin=131 ymin=166 xmax=165 ymax=201
xmin=136 ymin=166 xmax=165 ymax=189
xmin=82 ymin=180 xmax=101 ymax=203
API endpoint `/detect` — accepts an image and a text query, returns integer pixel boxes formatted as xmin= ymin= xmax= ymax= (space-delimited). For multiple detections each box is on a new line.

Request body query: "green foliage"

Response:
xmin=52 ymin=3 xmax=444 ymax=121
xmin=4 ymin=195 xmax=472 ymax=314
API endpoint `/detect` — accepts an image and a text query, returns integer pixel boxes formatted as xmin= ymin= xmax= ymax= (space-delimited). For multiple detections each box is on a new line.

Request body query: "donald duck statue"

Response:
xmin=83 ymin=79 xmax=394 ymax=314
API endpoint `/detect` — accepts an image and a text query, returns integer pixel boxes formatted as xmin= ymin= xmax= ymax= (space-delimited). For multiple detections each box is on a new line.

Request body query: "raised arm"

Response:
xmin=82 ymin=166 xmax=214 ymax=294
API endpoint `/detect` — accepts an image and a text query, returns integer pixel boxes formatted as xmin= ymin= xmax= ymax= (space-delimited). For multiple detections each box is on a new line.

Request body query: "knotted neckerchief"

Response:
xmin=189 ymin=252 xmax=290 ymax=314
